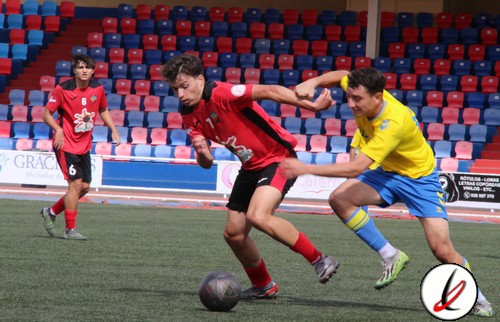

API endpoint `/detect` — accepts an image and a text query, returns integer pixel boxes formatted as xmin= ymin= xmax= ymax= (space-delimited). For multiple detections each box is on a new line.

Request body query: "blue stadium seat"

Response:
xmin=406 ymin=90 xmax=425 ymax=107
xmin=272 ymin=39 xmax=290 ymax=55
xmin=338 ymin=103 xmax=354 ymax=120
xmin=11 ymin=44 xmax=28 ymax=61
xmin=157 ymin=20 xmax=173 ymax=36
xmin=421 ymin=106 xmax=440 ymax=123
xmin=239 ymin=53 xmax=256 ymax=68
xmin=264 ymin=8 xmax=281 ymax=24
xmin=162 ymin=96 xmax=181 ymax=112
xmin=483 ymin=109 xmax=500 ymax=126
xmin=123 ymin=34 xmax=140 ymax=49
xmin=296 ymin=55 xmax=313 ymax=70
xmin=137 ymin=19 xmax=155 ymax=35
xmin=473 ymin=61 xmax=492 ymax=77
xmin=440 ymin=75 xmax=459 ymax=92
xmin=427 ymin=44 xmax=446 ymax=60
xmin=382 ymin=26 xmax=400 ymax=43
xmin=304 ymin=118 xmax=322 ymax=134
xmin=338 ymin=10 xmax=356 ymax=26
xmin=213 ymin=147 xmax=234 ymax=161
xmin=487 ymin=45 xmax=500 ymax=61
xmin=296 ymin=151 xmax=314 ymax=164
xmin=32 ymin=122 xmax=50 ymax=139
xmin=23 ymin=0 xmax=39 ymax=15
xmin=106 ymin=93 xmax=123 ymax=110
xmin=314 ymin=152 xmax=334 ymax=165
xmin=397 ymin=12 xmax=413 ymax=27
xmin=212 ymin=21 xmax=229 ymax=37
xmin=319 ymin=10 xmax=336 ymax=25
xmin=407 ymin=43 xmax=426 ymax=59
xmin=146 ymin=111 xmax=165 ymax=128
xmin=0 ymin=104 xmax=9 ymax=120
xmin=153 ymin=145 xmax=172 ymax=159
xmin=416 ymin=12 xmax=433 ymax=28
xmin=219 ymin=52 xmax=237 ymax=68
xmin=306 ymin=25 xmax=323 ymax=41
xmin=27 ymin=29 xmax=44 ymax=47
xmin=260 ymin=100 xmax=279 ymax=116
xmin=9 ymin=89 xmax=25 ymax=105
xmin=89 ymin=47 xmax=106 ymax=62
xmin=419 ymin=74 xmax=438 ymax=91
xmin=286 ymin=24 xmax=304 ymax=40
xmin=97 ymin=78 xmax=113 ymax=94
xmin=111 ymin=63 xmax=128 ymax=79
xmin=330 ymin=87 xmax=345 ymax=105
xmin=453 ymin=60 xmax=471 ymax=76
xmin=329 ymin=136 xmax=349 ymax=153
xmin=28 ymin=90 xmax=45 ymax=106
xmin=466 ymin=92 xmax=486 ymax=109
xmin=488 ymin=93 xmax=500 ymax=109
xmin=254 ymin=39 xmax=271 ymax=54
xmin=316 ymin=56 xmax=333 ymax=71
xmin=372 ymin=57 xmax=392 ymax=73
xmin=433 ymin=140 xmax=453 ymax=158
xmin=169 ymin=129 xmax=188 ymax=145
xmin=393 ymin=58 xmax=411 ymax=74
xmin=447 ymin=124 xmax=467 ymax=141
xmin=245 ymin=8 xmax=262 ymax=23
xmin=133 ymin=144 xmax=152 ymax=159
xmin=178 ymin=36 xmax=196 ymax=52
xmin=230 ymin=22 xmax=248 ymax=38
xmin=197 ymin=36 xmax=214 ymax=53
xmin=104 ymin=33 xmax=122 ymax=48
xmin=171 ymin=5 xmax=189 ymax=21
xmin=0 ymin=44 xmax=9 ymax=58
xmin=282 ymin=70 xmax=299 ymax=87
xmin=144 ymin=49 xmax=162 ymax=65
xmin=7 ymin=14 xmax=23 ymax=29
xmin=283 ymin=117 xmax=302 ymax=133
xmin=126 ymin=110 xmax=145 ymax=127
xmin=349 ymin=42 xmax=365 ymax=57
xmin=0 ymin=138 xmax=13 ymax=150
xmin=12 ymin=122 xmax=31 ymax=139
xmin=469 ymin=124 xmax=488 ymax=142
xmin=261 ymin=69 xmax=279 ymax=85
xmin=460 ymin=28 xmax=478 ymax=45
xmin=329 ymin=41 xmax=347 ymax=57
xmin=441 ymin=28 xmax=459 ymax=44
xmin=205 ymin=67 xmax=223 ymax=81
xmin=388 ymin=89 xmax=404 ymax=103
xmin=190 ymin=6 xmax=208 ymax=22
xmin=153 ymin=81 xmax=170 ymax=97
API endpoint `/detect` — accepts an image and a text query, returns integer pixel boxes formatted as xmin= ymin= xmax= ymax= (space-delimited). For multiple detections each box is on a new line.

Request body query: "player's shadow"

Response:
xmin=276 ymin=296 xmax=421 ymax=312
xmin=115 ymin=287 xmax=197 ymax=297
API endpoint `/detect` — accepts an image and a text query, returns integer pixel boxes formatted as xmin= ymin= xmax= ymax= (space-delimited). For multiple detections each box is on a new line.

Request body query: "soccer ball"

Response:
xmin=198 ymin=270 xmax=241 ymax=311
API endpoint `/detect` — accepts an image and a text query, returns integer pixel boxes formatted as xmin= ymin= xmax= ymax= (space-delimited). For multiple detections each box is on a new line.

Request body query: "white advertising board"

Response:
xmin=216 ymin=161 xmax=345 ymax=199
xmin=0 ymin=150 xmax=103 ymax=187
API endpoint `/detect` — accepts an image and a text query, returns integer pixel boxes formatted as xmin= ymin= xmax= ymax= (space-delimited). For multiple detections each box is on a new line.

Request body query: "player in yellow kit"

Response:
xmin=280 ymin=68 xmax=493 ymax=317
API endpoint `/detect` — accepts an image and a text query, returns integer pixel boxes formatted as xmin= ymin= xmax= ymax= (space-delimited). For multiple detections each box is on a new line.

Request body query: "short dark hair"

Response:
xmin=71 ymin=54 xmax=96 ymax=69
xmin=347 ymin=67 xmax=386 ymax=96
xmin=161 ymin=54 xmax=204 ymax=83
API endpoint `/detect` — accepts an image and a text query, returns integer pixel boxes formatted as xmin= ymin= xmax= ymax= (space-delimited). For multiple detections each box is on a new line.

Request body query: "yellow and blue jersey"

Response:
xmin=350 ymin=129 xmax=379 ymax=170
xmin=341 ymin=76 xmax=435 ymax=179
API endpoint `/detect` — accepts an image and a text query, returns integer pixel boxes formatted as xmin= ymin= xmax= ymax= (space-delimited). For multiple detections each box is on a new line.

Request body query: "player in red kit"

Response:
xmin=39 ymin=54 xmax=121 ymax=240
xmin=162 ymin=54 xmax=338 ymax=299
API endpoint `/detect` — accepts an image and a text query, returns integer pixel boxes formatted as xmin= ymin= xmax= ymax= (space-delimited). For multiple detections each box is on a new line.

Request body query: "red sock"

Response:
xmin=291 ymin=232 xmax=322 ymax=264
xmin=244 ymin=259 xmax=272 ymax=288
xmin=51 ymin=197 xmax=65 ymax=215
xmin=64 ymin=210 xmax=77 ymax=230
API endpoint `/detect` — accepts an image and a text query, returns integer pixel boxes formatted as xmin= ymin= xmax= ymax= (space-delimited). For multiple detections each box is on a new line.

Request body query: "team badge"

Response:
xmin=230 ymin=85 xmax=246 ymax=97
xmin=90 ymin=95 xmax=97 ymax=103
xmin=210 ymin=111 xmax=219 ymax=123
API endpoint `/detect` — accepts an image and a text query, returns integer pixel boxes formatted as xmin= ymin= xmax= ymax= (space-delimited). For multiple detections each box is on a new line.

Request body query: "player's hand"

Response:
xmin=294 ymin=80 xmax=316 ymax=100
xmin=312 ymin=88 xmax=335 ymax=111
xmin=279 ymin=158 xmax=307 ymax=179
xmin=191 ymin=136 xmax=210 ymax=154
xmin=53 ymin=129 xmax=64 ymax=150
xmin=111 ymin=130 xmax=121 ymax=146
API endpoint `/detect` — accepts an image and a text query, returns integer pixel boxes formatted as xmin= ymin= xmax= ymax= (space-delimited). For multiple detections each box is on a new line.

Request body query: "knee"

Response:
xmin=80 ymin=183 xmax=90 ymax=196
xmin=431 ymin=244 xmax=456 ymax=263
xmin=223 ymin=227 xmax=245 ymax=247
xmin=245 ymin=210 xmax=268 ymax=232
xmin=329 ymin=189 xmax=348 ymax=213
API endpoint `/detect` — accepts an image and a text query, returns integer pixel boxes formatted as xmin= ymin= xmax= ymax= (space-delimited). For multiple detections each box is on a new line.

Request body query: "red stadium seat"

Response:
xmin=454 ymin=141 xmax=472 ymax=159
xmin=249 ymin=22 xmax=265 ymax=39
xmin=40 ymin=75 xmax=56 ymax=92
xmin=149 ymin=64 xmax=163 ymax=81
xmin=439 ymin=157 xmax=459 ymax=172
xmin=421 ymin=27 xmax=438 ymax=44
xmin=235 ymin=38 xmax=252 ymax=54
xmin=109 ymin=110 xmax=125 ymax=126
xmin=175 ymin=20 xmax=192 ymax=36
xmin=258 ymin=54 xmax=275 ymax=69
xmin=445 ymin=91 xmax=464 ymax=109
xmin=480 ymin=27 xmax=498 ymax=46
xmin=108 ymin=48 xmax=125 ymax=64
xmin=400 ymin=73 xmax=417 ymax=91
xmin=325 ymin=25 xmax=341 ymax=41
xmin=130 ymin=127 xmax=148 ymax=144
xmin=150 ymin=128 xmax=168 ymax=145
xmin=115 ymin=79 xmax=132 ymax=95
xmin=142 ymin=34 xmax=159 ymax=50
xmin=344 ymin=26 xmax=361 ymax=42
xmin=301 ymin=70 xmax=318 ymax=82
xmin=244 ymin=68 xmax=260 ymax=84
xmin=277 ymin=54 xmax=294 ymax=71
xmin=202 ymin=52 xmax=218 ymax=67
xmin=30 ymin=105 xmax=45 ymax=123
xmin=311 ymin=40 xmax=327 ymax=57
xmin=441 ymin=107 xmax=460 ymax=125
xmin=143 ymin=95 xmax=160 ymax=112
xmin=36 ymin=139 xmax=53 ymax=152
xmin=388 ymin=43 xmax=405 ymax=59
xmin=124 ymin=94 xmax=141 ymax=111
xmin=43 ymin=16 xmax=60 ymax=32
xmin=309 ymin=134 xmax=327 ymax=152
xmin=335 ymin=56 xmax=352 ymax=71
xmin=292 ymin=40 xmax=309 ymax=56
xmin=87 ymin=32 xmax=103 ymax=48
xmin=26 ymin=15 xmax=42 ymax=30
xmin=134 ymin=80 xmax=151 ymax=96
xmin=216 ymin=37 xmax=233 ymax=53
xmin=283 ymin=8 xmax=299 ymax=25
xmin=354 ymin=56 xmax=371 ymax=69
xmin=126 ymin=48 xmax=143 ymax=64
xmin=414 ymin=58 xmax=431 ymax=75
xmin=16 ymin=138 xmax=33 ymax=151
xmin=173 ymin=145 xmax=192 ymax=159
xmin=225 ymin=67 xmax=241 ymax=84
xmin=481 ymin=76 xmax=499 ymax=94
xmin=433 ymin=59 xmax=451 ymax=76
xmin=401 ymin=27 xmax=419 ymax=44
xmin=209 ymin=7 xmax=225 ymax=22
xmin=381 ymin=11 xmax=395 ymax=27
xmin=426 ymin=91 xmax=444 ymax=108
xmin=301 ymin=9 xmax=318 ymax=26
xmin=268 ymin=23 xmax=284 ymax=40
xmin=194 ymin=21 xmax=211 ymax=37
xmin=447 ymin=44 xmax=465 ymax=61
xmin=460 ymin=75 xmax=478 ymax=92
xmin=227 ymin=7 xmax=244 ymax=23
xmin=467 ymin=44 xmax=485 ymax=62
xmin=324 ymin=118 xmax=342 ymax=136
xmin=426 ymin=123 xmax=445 ymax=141
xmin=136 ymin=4 xmax=152 ymax=20
xmin=461 ymin=108 xmax=480 ymax=125
xmin=436 ymin=12 xmax=452 ymax=28
xmin=161 ymin=35 xmax=177 ymax=51
xmin=154 ymin=5 xmax=170 ymax=21
xmin=455 ymin=13 xmax=472 ymax=29
xmin=102 ymin=17 xmax=118 ymax=33
xmin=383 ymin=73 xmax=397 ymax=90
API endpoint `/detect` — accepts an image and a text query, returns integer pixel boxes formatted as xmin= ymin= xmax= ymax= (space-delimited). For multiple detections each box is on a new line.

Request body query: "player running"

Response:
xmin=39 ymin=54 xmax=121 ymax=240
xmin=162 ymin=54 xmax=338 ymax=299
xmin=280 ymin=67 xmax=493 ymax=317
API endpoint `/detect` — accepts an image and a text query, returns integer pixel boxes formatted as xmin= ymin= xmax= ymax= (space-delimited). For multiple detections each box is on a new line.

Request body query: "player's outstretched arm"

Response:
xmin=294 ymin=70 xmax=351 ymax=100
xmin=251 ymin=84 xmax=334 ymax=112
xmin=191 ymin=136 xmax=214 ymax=169
xmin=279 ymin=152 xmax=373 ymax=179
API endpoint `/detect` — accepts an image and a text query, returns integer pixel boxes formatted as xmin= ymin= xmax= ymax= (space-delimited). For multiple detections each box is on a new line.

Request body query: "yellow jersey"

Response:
xmin=341 ymin=76 xmax=435 ymax=178
xmin=350 ymin=129 xmax=379 ymax=170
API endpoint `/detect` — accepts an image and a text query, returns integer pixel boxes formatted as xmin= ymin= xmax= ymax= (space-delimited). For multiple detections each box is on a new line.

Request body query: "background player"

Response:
xmin=280 ymin=67 xmax=493 ymax=317
xmin=162 ymin=54 xmax=337 ymax=299
xmin=39 ymin=54 xmax=121 ymax=240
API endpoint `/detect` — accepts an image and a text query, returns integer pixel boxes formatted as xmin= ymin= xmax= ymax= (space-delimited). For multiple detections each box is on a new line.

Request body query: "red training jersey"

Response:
xmin=182 ymin=81 xmax=297 ymax=170
xmin=45 ymin=78 xmax=108 ymax=154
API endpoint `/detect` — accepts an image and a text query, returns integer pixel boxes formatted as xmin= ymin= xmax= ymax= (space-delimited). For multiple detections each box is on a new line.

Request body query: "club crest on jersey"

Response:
xmin=90 ymin=95 xmax=97 ymax=103
xmin=210 ymin=111 xmax=219 ymax=123
xmin=74 ymin=108 xmax=95 ymax=133
xmin=230 ymin=84 xmax=246 ymax=97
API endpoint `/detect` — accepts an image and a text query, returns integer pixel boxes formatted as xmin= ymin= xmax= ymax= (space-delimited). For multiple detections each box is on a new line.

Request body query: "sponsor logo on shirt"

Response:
xmin=74 ymin=108 xmax=95 ymax=133
xmin=48 ymin=96 xmax=56 ymax=103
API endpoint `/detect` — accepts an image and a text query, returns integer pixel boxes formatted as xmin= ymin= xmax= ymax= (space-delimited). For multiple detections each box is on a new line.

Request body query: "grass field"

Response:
xmin=1 ymin=198 xmax=498 ymax=321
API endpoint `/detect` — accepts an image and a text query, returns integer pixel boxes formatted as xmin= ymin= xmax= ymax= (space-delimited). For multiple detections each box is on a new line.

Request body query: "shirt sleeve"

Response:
xmin=45 ymin=85 xmax=62 ymax=112
xmin=350 ymin=129 xmax=360 ymax=148
xmin=98 ymin=86 xmax=108 ymax=109
xmin=214 ymin=83 xmax=254 ymax=111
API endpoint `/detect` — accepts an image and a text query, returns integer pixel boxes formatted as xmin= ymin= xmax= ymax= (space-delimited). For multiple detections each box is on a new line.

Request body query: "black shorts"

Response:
xmin=55 ymin=149 xmax=92 ymax=182
xmin=226 ymin=162 xmax=296 ymax=213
